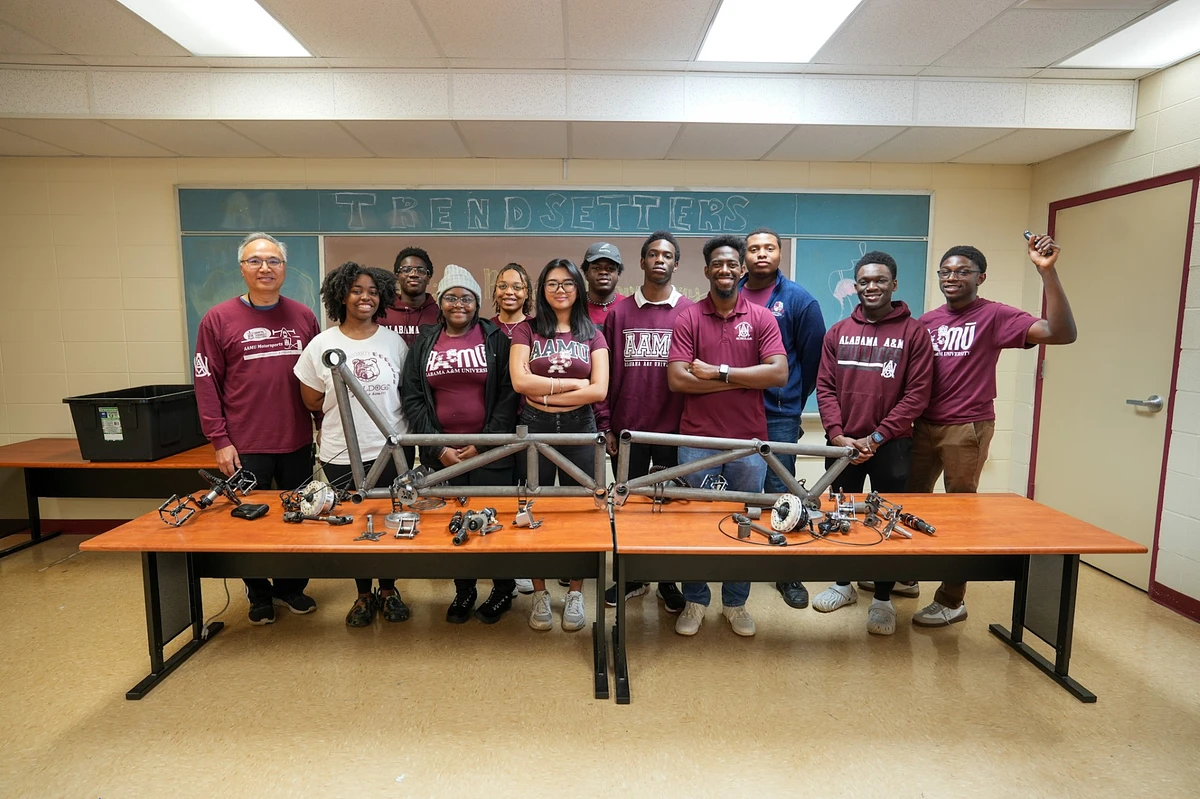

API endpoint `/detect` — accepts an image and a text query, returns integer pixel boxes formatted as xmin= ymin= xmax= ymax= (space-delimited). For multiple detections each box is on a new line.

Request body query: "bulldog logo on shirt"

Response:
xmin=547 ymin=353 xmax=571 ymax=374
xmin=353 ymin=357 xmax=380 ymax=382
xmin=735 ymin=321 xmax=753 ymax=341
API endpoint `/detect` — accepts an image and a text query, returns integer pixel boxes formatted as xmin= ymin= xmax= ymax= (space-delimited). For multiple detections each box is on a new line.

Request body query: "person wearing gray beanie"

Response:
xmin=436 ymin=264 xmax=483 ymax=306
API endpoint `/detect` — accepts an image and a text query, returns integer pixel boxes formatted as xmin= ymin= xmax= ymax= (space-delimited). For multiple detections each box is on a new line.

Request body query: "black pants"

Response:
xmin=240 ymin=444 xmax=315 ymax=602
xmin=323 ymin=459 xmax=399 ymax=594
xmin=825 ymin=438 xmax=914 ymax=601
xmin=444 ymin=456 xmax=517 ymax=597
xmin=519 ymin=405 xmax=597 ymax=487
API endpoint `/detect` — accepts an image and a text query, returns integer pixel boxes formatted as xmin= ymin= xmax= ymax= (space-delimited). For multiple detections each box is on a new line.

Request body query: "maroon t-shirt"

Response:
xmin=919 ymin=297 xmax=1037 ymax=425
xmin=740 ymin=284 xmax=773 ymax=308
xmin=511 ymin=322 xmax=607 ymax=381
xmin=193 ymin=296 xmax=319 ymax=454
xmin=425 ymin=325 xmax=488 ymax=435
xmin=587 ymin=294 xmax=627 ymax=327
xmin=491 ymin=315 xmax=530 ymax=340
xmin=668 ymin=294 xmax=786 ymax=441
xmin=381 ymin=294 xmax=439 ymax=345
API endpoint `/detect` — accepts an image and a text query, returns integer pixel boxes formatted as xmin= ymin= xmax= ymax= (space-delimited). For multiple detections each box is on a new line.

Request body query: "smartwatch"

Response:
xmin=870 ymin=432 xmax=885 ymax=446
xmin=719 ymin=364 xmax=730 ymax=383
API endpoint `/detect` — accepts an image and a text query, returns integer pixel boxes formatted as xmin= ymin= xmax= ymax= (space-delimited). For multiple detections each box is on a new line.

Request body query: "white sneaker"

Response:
xmin=867 ymin=600 xmax=897 ymax=636
xmin=562 ymin=590 xmax=586 ymax=632
xmin=858 ymin=580 xmax=919 ymax=598
xmin=514 ymin=579 xmax=535 ymax=595
xmin=529 ymin=590 xmax=553 ymax=631
xmin=813 ymin=583 xmax=857 ymax=613
xmin=911 ymin=600 xmax=968 ymax=628
xmin=675 ymin=602 xmax=705 ymax=636
xmin=722 ymin=605 xmax=756 ymax=637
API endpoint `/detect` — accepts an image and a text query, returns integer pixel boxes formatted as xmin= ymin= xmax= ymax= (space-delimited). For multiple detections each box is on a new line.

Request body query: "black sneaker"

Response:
xmin=474 ymin=586 xmax=514 ymax=624
xmin=656 ymin=582 xmax=686 ymax=614
xmin=273 ymin=592 xmax=317 ymax=615
xmin=446 ymin=587 xmax=477 ymax=624
xmin=345 ymin=593 xmax=377 ymax=627
xmin=248 ymin=598 xmax=275 ymax=625
xmin=776 ymin=581 xmax=810 ymax=609
xmin=380 ymin=591 xmax=410 ymax=623
xmin=604 ymin=582 xmax=650 ymax=607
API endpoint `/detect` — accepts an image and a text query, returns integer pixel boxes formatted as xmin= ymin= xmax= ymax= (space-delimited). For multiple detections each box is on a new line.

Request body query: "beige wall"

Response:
xmin=1029 ymin=53 xmax=1200 ymax=599
xmin=0 ymin=156 xmax=1034 ymax=518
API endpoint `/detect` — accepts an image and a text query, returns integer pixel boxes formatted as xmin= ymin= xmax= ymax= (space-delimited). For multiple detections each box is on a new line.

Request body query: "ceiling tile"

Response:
xmin=0 ymin=19 xmax=59 ymax=53
xmin=804 ymin=64 xmax=924 ymax=76
xmin=765 ymin=125 xmax=907 ymax=161
xmin=919 ymin=66 xmax=1039 ymax=78
xmin=952 ymin=128 xmax=1121 ymax=164
xmin=684 ymin=75 xmax=804 ymax=124
xmin=566 ymin=0 xmax=713 ymax=61
xmin=455 ymin=120 xmax=568 ymax=158
xmin=861 ymin=127 xmax=1015 ymax=162
xmin=0 ymin=125 xmax=77 ymax=155
xmin=107 ymin=121 xmax=275 ymax=157
xmin=917 ymin=80 xmax=1027 ymax=127
xmin=814 ymin=0 xmax=1014 ymax=66
xmin=935 ymin=9 xmax=1141 ymax=68
xmin=1033 ymin=67 xmax=1154 ymax=79
xmin=265 ymin=0 xmax=441 ymax=59
xmin=666 ymin=123 xmax=792 ymax=160
xmin=570 ymin=74 xmax=686 ymax=121
xmin=80 ymin=55 xmax=210 ymax=68
xmin=211 ymin=72 xmax=334 ymax=118
xmin=0 ymin=68 xmax=89 ymax=114
xmin=1027 ymin=81 xmax=1135 ymax=128
xmin=0 ymin=119 xmax=176 ymax=156
xmin=223 ymin=121 xmax=373 ymax=157
xmin=569 ymin=122 xmax=680 ymax=159
xmin=324 ymin=57 xmax=446 ymax=68
xmin=806 ymin=78 xmax=915 ymax=124
xmin=0 ymin=0 xmax=187 ymax=56
xmin=451 ymin=73 xmax=567 ymax=118
xmin=91 ymin=71 xmax=211 ymax=117
xmin=418 ymin=0 xmax=564 ymax=59
xmin=340 ymin=121 xmax=470 ymax=157
xmin=333 ymin=73 xmax=449 ymax=118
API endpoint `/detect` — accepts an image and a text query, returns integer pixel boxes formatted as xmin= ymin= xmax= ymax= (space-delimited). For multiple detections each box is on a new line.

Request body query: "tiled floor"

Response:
xmin=3 ymin=533 xmax=1199 ymax=798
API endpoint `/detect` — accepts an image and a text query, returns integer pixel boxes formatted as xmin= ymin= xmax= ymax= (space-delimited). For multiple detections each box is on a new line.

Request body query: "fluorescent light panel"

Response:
xmin=1060 ymin=0 xmax=1200 ymax=68
xmin=697 ymin=0 xmax=864 ymax=63
xmin=116 ymin=0 xmax=310 ymax=57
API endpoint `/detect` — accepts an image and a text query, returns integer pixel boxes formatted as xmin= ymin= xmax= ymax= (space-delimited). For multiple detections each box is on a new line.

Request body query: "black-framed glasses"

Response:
xmin=937 ymin=268 xmax=979 ymax=279
xmin=240 ymin=257 xmax=284 ymax=268
xmin=545 ymin=280 xmax=578 ymax=293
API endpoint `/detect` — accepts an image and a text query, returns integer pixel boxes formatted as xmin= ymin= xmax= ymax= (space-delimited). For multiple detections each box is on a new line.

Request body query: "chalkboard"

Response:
xmin=181 ymin=235 xmax=322 ymax=359
xmin=792 ymin=239 xmax=929 ymax=325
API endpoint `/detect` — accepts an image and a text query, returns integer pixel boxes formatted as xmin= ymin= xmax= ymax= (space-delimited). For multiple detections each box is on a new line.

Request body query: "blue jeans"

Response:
xmin=764 ymin=414 xmax=802 ymax=495
xmin=678 ymin=446 xmax=767 ymax=608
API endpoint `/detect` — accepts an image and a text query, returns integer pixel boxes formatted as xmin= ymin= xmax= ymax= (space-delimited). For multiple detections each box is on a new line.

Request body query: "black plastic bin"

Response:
xmin=63 ymin=384 xmax=207 ymax=462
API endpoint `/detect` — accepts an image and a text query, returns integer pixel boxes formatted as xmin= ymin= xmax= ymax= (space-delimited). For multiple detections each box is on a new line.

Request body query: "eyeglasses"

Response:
xmin=495 ymin=282 xmax=526 ymax=293
xmin=240 ymin=257 xmax=284 ymax=268
xmin=441 ymin=294 xmax=477 ymax=307
xmin=937 ymin=268 xmax=980 ymax=279
xmin=397 ymin=266 xmax=430 ymax=276
xmin=545 ymin=280 xmax=578 ymax=293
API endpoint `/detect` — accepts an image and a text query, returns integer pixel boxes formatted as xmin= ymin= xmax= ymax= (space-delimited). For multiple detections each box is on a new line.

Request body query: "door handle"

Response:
xmin=1125 ymin=395 xmax=1164 ymax=412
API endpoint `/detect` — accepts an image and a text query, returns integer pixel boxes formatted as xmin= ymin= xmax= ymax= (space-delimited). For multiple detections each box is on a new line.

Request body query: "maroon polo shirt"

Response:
xmin=668 ymin=293 xmax=786 ymax=441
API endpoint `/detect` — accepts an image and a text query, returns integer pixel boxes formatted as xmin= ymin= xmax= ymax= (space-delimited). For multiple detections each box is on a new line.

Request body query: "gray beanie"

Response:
xmin=436 ymin=264 xmax=482 ymax=303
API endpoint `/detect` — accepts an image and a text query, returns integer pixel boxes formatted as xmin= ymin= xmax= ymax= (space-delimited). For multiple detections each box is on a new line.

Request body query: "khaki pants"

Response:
xmin=906 ymin=419 xmax=995 ymax=609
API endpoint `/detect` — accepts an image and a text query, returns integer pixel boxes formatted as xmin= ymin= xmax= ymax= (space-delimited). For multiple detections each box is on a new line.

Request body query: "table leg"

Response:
xmin=0 ymin=470 xmax=62 ymax=560
xmin=613 ymin=553 xmax=631 ymax=704
xmin=127 ymin=552 xmax=220 ymax=700
xmin=989 ymin=554 xmax=1095 ymax=703
xmin=592 ymin=551 xmax=609 ymax=699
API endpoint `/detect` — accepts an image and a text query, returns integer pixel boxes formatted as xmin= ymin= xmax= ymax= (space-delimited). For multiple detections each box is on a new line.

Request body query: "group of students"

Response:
xmin=193 ymin=224 xmax=1075 ymax=638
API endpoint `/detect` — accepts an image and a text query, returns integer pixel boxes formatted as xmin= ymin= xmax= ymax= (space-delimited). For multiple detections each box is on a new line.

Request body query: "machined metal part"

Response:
xmin=514 ymin=500 xmax=543 ymax=529
xmin=733 ymin=513 xmax=786 ymax=545
xmin=157 ymin=494 xmax=197 ymax=527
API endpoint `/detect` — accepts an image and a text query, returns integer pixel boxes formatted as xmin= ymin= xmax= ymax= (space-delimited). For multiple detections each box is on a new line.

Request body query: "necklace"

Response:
xmin=589 ymin=294 xmax=619 ymax=308
xmin=497 ymin=315 xmax=524 ymax=336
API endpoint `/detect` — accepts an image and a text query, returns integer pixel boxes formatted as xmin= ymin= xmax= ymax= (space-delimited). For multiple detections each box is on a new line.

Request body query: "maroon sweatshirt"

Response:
xmin=193 ymin=296 xmax=319 ymax=454
xmin=380 ymin=293 xmax=439 ymax=345
xmin=816 ymin=301 xmax=933 ymax=442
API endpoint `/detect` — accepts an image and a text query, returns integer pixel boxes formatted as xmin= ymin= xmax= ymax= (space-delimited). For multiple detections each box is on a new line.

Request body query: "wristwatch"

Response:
xmin=870 ymin=432 xmax=885 ymax=446
xmin=718 ymin=364 xmax=730 ymax=383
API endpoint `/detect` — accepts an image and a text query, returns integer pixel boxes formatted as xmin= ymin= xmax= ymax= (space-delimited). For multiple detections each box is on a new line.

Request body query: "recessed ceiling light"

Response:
xmin=1059 ymin=0 xmax=1200 ymax=68
xmin=696 ymin=0 xmax=865 ymax=63
xmin=115 ymin=0 xmax=311 ymax=57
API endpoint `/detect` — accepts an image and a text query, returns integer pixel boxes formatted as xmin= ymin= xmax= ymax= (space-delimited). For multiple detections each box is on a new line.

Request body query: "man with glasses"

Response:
xmin=909 ymin=235 xmax=1076 ymax=628
xmin=739 ymin=227 xmax=826 ymax=611
xmin=582 ymin=242 xmax=627 ymax=326
xmin=667 ymin=234 xmax=788 ymax=637
xmin=194 ymin=232 xmax=320 ymax=626
xmin=382 ymin=246 xmax=440 ymax=345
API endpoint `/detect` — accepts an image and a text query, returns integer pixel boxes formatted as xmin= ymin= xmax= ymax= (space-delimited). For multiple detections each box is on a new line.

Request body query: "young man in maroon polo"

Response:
xmin=667 ymin=234 xmax=788 ymax=637
xmin=909 ymin=234 xmax=1077 ymax=627
xmin=194 ymin=232 xmax=320 ymax=626
xmin=595 ymin=231 xmax=693 ymax=613
xmin=582 ymin=241 xmax=628 ymax=326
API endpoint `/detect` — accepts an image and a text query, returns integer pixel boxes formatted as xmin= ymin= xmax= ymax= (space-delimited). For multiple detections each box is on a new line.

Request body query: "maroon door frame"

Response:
xmin=1027 ymin=167 xmax=1200 ymax=621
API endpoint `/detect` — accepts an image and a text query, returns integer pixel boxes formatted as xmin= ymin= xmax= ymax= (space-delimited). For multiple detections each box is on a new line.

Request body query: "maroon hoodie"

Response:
xmin=380 ymin=293 xmax=439 ymax=345
xmin=816 ymin=301 xmax=933 ymax=442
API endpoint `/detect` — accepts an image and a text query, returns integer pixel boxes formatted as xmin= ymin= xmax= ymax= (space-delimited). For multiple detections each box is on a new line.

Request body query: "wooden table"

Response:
xmin=611 ymin=493 xmax=1146 ymax=705
xmin=0 ymin=438 xmax=215 ymax=559
xmin=80 ymin=496 xmax=613 ymax=701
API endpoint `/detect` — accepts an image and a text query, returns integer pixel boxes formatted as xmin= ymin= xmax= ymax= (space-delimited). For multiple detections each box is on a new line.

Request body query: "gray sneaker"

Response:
xmin=514 ymin=578 xmax=535 ymax=595
xmin=912 ymin=600 xmax=967 ymax=628
xmin=562 ymin=590 xmax=586 ymax=632
xmin=529 ymin=590 xmax=553 ymax=631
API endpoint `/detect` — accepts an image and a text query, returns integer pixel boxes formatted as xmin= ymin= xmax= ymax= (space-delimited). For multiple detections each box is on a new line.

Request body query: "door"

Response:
xmin=1032 ymin=179 xmax=1193 ymax=589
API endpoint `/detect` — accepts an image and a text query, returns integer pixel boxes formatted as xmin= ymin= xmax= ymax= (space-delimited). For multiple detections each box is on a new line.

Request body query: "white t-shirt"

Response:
xmin=294 ymin=325 xmax=408 ymax=464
